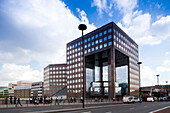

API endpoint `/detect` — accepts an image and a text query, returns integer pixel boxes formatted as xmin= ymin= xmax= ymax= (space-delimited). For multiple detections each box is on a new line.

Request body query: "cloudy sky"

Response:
xmin=0 ymin=0 xmax=170 ymax=87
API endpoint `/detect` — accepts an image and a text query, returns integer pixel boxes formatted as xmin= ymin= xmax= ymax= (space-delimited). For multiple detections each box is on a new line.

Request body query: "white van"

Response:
xmin=123 ymin=96 xmax=138 ymax=103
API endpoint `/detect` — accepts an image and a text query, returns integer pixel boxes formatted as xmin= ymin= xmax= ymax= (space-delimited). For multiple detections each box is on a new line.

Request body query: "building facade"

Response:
xmin=14 ymin=85 xmax=31 ymax=98
xmin=31 ymin=81 xmax=44 ymax=97
xmin=43 ymin=64 xmax=67 ymax=97
xmin=66 ymin=22 xmax=139 ymax=99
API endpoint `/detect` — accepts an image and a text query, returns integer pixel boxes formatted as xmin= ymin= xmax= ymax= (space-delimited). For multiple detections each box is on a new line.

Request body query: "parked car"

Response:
xmin=147 ymin=97 xmax=154 ymax=102
xmin=160 ymin=97 xmax=167 ymax=101
xmin=123 ymin=96 xmax=139 ymax=103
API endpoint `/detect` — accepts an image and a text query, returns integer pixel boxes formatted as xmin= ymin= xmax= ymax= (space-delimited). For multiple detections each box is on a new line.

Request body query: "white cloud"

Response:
xmin=0 ymin=64 xmax=42 ymax=86
xmin=141 ymin=66 xmax=156 ymax=87
xmin=0 ymin=0 xmax=96 ymax=65
xmin=156 ymin=60 xmax=170 ymax=72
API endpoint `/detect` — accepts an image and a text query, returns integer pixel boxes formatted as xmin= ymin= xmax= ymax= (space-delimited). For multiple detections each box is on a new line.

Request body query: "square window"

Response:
xmin=85 ymin=45 xmax=87 ymax=48
xmin=108 ymin=35 xmax=112 ymax=39
xmin=99 ymin=32 xmax=102 ymax=36
xmin=88 ymin=43 xmax=90 ymax=47
xmin=92 ymin=36 xmax=94 ymax=40
xmin=109 ymin=41 xmax=112 ymax=46
xmin=95 ymin=46 xmax=98 ymax=50
xmin=104 ymin=37 xmax=107 ymax=41
xmin=104 ymin=30 xmax=107 ymax=35
xmin=92 ymin=42 xmax=94 ymax=46
xmin=104 ymin=43 xmax=107 ymax=47
xmin=108 ymin=28 xmax=112 ymax=33
xmin=95 ymin=34 xmax=98 ymax=38
xmin=88 ymin=38 xmax=90 ymax=41
xmin=85 ymin=50 xmax=87 ymax=54
xmin=95 ymin=40 xmax=98 ymax=44
xmin=88 ymin=49 xmax=91 ymax=53
xmin=92 ymin=48 xmax=94 ymax=51
xmin=84 ymin=39 xmax=87 ymax=43
xmin=78 ymin=42 xmax=80 ymax=45
xmin=100 ymin=45 xmax=102 ymax=49
xmin=99 ymin=38 xmax=102 ymax=43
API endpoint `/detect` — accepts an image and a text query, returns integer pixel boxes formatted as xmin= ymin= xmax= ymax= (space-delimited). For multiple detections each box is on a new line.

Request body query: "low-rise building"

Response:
xmin=14 ymin=85 xmax=31 ymax=98
xmin=31 ymin=81 xmax=43 ymax=97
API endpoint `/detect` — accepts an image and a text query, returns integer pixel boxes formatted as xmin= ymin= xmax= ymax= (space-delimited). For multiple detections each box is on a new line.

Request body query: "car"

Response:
xmin=123 ymin=96 xmax=139 ymax=103
xmin=147 ymin=97 xmax=154 ymax=102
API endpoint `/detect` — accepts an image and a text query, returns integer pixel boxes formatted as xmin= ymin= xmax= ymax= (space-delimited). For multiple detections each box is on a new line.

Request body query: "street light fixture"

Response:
xmin=156 ymin=75 xmax=160 ymax=85
xmin=78 ymin=24 xmax=87 ymax=108
xmin=137 ymin=62 xmax=142 ymax=103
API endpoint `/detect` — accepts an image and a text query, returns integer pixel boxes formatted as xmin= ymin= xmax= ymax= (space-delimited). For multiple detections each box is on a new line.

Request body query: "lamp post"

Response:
xmin=78 ymin=24 xmax=87 ymax=108
xmin=156 ymin=75 xmax=160 ymax=85
xmin=165 ymin=81 xmax=168 ymax=96
xmin=137 ymin=62 xmax=142 ymax=103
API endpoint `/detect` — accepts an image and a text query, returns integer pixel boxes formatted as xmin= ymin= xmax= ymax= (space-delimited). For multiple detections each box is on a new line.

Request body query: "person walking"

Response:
xmin=16 ymin=97 xmax=22 ymax=107
xmin=55 ymin=96 xmax=59 ymax=105
xmin=10 ymin=96 xmax=13 ymax=104
xmin=14 ymin=96 xmax=17 ymax=104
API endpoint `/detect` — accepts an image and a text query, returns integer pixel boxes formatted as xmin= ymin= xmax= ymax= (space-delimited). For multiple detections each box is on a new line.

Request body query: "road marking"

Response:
xmin=144 ymin=106 xmax=147 ymax=108
xmin=149 ymin=106 xmax=170 ymax=113
xmin=106 ymin=112 xmax=112 ymax=113
xmin=130 ymin=108 xmax=134 ymax=110
xmin=83 ymin=111 xmax=91 ymax=113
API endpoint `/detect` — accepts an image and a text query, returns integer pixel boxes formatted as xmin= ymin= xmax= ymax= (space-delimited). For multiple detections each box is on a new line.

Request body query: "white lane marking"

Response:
xmin=83 ymin=111 xmax=91 ymax=113
xmin=149 ymin=106 xmax=170 ymax=113
xmin=130 ymin=108 xmax=134 ymax=110
xmin=106 ymin=112 xmax=112 ymax=113
xmin=144 ymin=106 xmax=147 ymax=108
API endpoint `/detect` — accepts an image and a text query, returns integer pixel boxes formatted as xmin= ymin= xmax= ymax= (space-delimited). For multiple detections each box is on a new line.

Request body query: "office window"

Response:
xmin=99 ymin=32 xmax=102 ymax=36
xmin=104 ymin=43 xmax=107 ymax=47
xmin=99 ymin=38 xmax=102 ymax=43
xmin=95 ymin=40 xmax=98 ymax=44
xmin=85 ymin=45 xmax=87 ymax=48
xmin=78 ymin=42 xmax=80 ymax=45
xmin=95 ymin=34 xmax=98 ymax=38
xmin=88 ymin=37 xmax=90 ymax=41
xmin=92 ymin=42 xmax=94 ymax=46
xmin=95 ymin=46 xmax=98 ymax=50
xmin=75 ymin=43 xmax=77 ymax=47
xmin=88 ymin=49 xmax=91 ymax=53
xmin=104 ymin=30 xmax=107 ymax=35
xmin=85 ymin=50 xmax=87 ymax=54
xmin=92 ymin=47 xmax=94 ymax=51
xmin=104 ymin=37 xmax=107 ymax=41
xmin=84 ymin=39 xmax=87 ymax=43
xmin=108 ymin=28 xmax=112 ymax=33
xmin=92 ymin=36 xmax=94 ymax=40
xmin=72 ymin=45 xmax=74 ymax=48
xmin=109 ymin=41 xmax=112 ymax=46
xmin=88 ymin=43 xmax=90 ymax=47
xmin=100 ymin=45 xmax=103 ymax=49
xmin=108 ymin=35 xmax=112 ymax=39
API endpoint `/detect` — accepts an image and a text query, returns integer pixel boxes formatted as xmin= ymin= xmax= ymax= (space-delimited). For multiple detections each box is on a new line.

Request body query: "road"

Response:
xmin=0 ymin=102 xmax=169 ymax=113
xmin=62 ymin=102 xmax=170 ymax=113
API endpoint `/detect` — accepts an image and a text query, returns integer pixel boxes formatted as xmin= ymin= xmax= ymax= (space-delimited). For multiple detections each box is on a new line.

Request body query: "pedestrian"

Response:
xmin=10 ymin=96 xmax=13 ymax=104
xmin=16 ymin=97 xmax=22 ymax=107
xmin=80 ymin=97 xmax=83 ymax=103
xmin=55 ymin=96 xmax=59 ymax=105
xmin=50 ymin=97 xmax=53 ymax=103
xmin=14 ymin=96 xmax=17 ymax=104
xmin=60 ymin=97 xmax=63 ymax=104
xmin=29 ymin=97 xmax=32 ymax=104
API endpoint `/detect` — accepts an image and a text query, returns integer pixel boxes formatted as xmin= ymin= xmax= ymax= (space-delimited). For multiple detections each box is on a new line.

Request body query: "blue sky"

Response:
xmin=0 ymin=0 xmax=170 ymax=87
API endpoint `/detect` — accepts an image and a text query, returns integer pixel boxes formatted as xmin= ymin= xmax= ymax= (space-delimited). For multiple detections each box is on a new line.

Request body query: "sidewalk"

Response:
xmin=0 ymin=101 xmax=123 ymax=109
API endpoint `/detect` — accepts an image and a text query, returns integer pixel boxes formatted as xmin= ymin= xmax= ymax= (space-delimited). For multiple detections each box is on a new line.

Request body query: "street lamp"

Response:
xmin=78 ymin=24 xmax=87 ymax=108
xmin=137 ymin=62 xmax=142 ymax=103
xmin=156 ymin=75 xmax=160 ymax=85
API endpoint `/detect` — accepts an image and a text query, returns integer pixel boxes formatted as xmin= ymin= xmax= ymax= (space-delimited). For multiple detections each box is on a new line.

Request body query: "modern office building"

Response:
xmin=17 ymin=81 xmax=32 ymax=86
xmin=31 ymin=81 xmax=44 ymax=97
xmin=43 ymin=64 xmax=67 ymax=97
xmin=66 ymin=22 xmax=139 ymax=99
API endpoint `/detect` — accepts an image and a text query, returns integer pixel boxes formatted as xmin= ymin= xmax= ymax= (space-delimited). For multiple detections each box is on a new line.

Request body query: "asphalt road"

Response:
xmin=0 ymin=103 xmax=121 ymax=113
xmin=62 ymin=102 xmax=170 ymax=113
xmin=0 ymin=102 xmax=169 ymax=113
